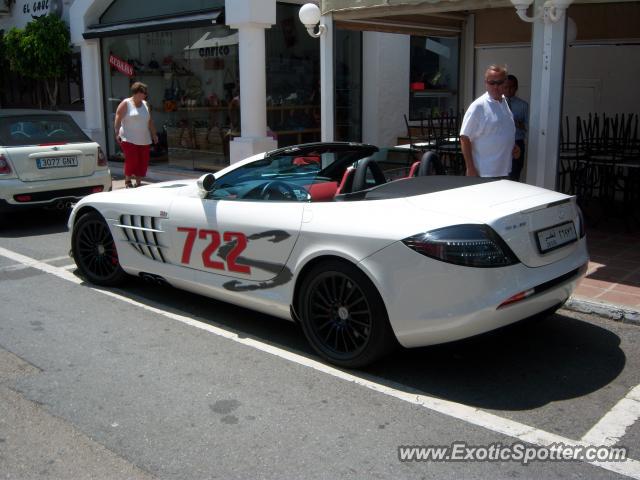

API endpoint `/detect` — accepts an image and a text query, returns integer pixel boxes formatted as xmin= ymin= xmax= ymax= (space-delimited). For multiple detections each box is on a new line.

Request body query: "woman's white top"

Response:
xmin=119 ymin=98 xmax=152 ymax=145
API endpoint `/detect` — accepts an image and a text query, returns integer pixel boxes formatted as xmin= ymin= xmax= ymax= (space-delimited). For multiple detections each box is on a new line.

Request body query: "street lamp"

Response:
xmin=510 ymin=0 xmax=573 ymax=24
xmin=299 ymin=3 xmax=326 ymax=38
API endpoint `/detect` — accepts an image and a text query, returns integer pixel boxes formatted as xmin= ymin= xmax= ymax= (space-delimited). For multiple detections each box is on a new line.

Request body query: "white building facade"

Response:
xmin=2 ymin=0 xmax=638 ymax=188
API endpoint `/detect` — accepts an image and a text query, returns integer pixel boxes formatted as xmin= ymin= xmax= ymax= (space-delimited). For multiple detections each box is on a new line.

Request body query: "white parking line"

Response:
xmin=40 ymin=255 xmax=71 ymax=263
xmin=0 ymin=255 xmax=71 ymax=273
xmin=582 ymin=385 xmax=640 ymax=447
xmin=1 ymin=244 xmax=639 ymax=479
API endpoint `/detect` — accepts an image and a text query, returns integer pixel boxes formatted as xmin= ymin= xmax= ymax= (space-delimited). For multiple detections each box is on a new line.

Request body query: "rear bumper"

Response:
xmin=0 ymin=170 xmax=111 ymax=211
xmin=359 ymin=237 xmax=589 ymax=348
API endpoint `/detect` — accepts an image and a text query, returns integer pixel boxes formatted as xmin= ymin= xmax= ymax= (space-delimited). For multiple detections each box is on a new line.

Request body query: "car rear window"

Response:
xmin=0 ymin=115 xmax=91 ymax=147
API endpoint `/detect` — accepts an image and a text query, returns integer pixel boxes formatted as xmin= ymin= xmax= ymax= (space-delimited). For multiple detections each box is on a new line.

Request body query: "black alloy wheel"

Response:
xmin=72 ymin=211 xmax=127 ymax=286
xmin=298 ymin=260 xmax=396 ymax=368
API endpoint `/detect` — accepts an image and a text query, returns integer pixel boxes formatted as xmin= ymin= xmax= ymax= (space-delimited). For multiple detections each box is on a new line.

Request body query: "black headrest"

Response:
xmin=417 ymin=151 xmax=444 ymax=176
xmin=352 ymin=156 xmax=387 ymax=192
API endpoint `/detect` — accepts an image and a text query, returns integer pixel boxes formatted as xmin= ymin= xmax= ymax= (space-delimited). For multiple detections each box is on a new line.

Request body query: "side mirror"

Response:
xmin=197 ymin=173 xmax=216 ymax=198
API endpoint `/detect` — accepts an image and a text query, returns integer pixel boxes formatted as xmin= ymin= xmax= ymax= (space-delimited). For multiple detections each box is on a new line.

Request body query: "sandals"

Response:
xmin=125 ymin=181 xmax=133 ymax=189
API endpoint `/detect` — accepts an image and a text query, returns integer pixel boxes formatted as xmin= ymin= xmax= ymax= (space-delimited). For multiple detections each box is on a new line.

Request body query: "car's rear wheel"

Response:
xmin=72 ymin=211 xmax=127 ymax=286
xmin=298 ymin=260 xmax=396 ymax=368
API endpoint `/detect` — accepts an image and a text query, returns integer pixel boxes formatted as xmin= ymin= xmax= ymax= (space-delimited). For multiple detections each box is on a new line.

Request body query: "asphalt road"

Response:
xmin=1 ymin=207 xmax=640 ymax=480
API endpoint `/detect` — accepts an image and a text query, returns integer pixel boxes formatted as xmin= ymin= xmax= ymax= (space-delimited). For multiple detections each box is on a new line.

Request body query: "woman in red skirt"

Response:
xmin=114 ymin=82 xmax=158 ymax=188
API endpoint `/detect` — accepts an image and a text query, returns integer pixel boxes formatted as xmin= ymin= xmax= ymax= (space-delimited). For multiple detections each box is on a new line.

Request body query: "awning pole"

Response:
xmin=320 ymin=13 xmax=335 ymax=142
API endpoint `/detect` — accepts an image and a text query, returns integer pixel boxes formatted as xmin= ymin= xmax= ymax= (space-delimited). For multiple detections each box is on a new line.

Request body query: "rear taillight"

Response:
xmin=0 ymin=154 xmax=12 ymax=175
xmin=98 ymin=147 xmax=107 ymax=167
xmin=403 ymin=224 xmax=520 ymax=268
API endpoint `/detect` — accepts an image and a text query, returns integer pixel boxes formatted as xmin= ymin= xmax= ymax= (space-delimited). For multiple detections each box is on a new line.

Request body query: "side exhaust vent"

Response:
xmin=139 ymin=272 xmax=170 ymax=286
xmin=116 ymin=215 xmax=167 ymax=263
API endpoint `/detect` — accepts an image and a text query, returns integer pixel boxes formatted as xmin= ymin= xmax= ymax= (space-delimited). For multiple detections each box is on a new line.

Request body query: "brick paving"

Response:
xmin=574 ymin=226 xmax=640 ymax=310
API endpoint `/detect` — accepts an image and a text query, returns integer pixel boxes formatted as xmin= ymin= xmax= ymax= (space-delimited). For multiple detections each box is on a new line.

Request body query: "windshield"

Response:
xmin=210 ymin=145 xmax=377 ymax=202
xmin=0 ymin=114 xmax=91 ymax=147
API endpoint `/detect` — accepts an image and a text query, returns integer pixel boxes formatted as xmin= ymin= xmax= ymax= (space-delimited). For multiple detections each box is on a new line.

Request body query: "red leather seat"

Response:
xmin=306 ymin=181 xmax=338 ymax=201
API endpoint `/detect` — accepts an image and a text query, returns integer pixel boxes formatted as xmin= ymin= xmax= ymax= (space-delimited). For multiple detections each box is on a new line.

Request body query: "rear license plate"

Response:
xmin=36 ymin=156 xmax=78 ymax=169
xmin=536 ymin=221 xmax=577 ymax=253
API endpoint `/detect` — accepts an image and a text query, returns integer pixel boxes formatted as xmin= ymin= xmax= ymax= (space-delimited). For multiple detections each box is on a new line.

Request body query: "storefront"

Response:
xmin=81 ymin=0 xmax=237 ymax=169
xmin=70 ymin=0 xmax=326 ymax=170
xmin=318 ymin=0 xmax=640 ymax=190
xmin=98 ymin=25 xmax=240 ymax=170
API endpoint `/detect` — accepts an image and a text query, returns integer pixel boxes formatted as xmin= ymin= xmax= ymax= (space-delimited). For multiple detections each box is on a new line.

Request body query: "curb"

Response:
xmin=563 ymin=297 xmax=640 ymax=326
xmin=108 ymin=162 xmax=202 ymax=183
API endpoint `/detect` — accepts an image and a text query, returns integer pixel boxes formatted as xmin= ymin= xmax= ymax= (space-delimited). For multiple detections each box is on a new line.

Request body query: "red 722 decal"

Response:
xmin=177 ymin=227 xmax=250 ymax=274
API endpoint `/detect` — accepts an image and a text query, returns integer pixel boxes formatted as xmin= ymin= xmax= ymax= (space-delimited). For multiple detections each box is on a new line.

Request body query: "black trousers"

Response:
xmin=509 ymin=139 xmax=526 ymax=182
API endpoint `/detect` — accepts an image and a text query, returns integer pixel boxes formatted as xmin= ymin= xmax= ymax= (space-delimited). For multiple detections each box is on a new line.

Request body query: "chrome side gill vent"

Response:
xmin=116 ymin=215 xmax=167 ymax=263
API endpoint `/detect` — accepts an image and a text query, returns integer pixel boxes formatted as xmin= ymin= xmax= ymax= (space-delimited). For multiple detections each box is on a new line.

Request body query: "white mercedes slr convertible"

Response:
xmin=69 ymin=142 xmax=588 ymax=367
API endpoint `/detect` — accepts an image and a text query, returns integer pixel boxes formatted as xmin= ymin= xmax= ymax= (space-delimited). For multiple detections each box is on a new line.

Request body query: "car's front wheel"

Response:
xmin=72 ymin=211 xmax=127 ymax=286
xmin=298 ymin=260 xmax=396 ymax=368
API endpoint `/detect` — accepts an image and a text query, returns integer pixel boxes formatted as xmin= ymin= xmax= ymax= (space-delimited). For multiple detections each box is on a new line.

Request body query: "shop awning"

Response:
xmin=84 ymin=10 xmax=222 ymax=39
xmin=321 ymin=0 xmax=511 ymax=36
xmin=322 ymin=0 xmax=511 ymax=16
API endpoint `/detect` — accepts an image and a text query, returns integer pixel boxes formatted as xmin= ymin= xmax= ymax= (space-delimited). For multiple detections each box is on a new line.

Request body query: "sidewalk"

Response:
xmin=109 ymin=161 xmax=203 ymax=188
xmin=107 ymin=161 xmax=640 ymax=325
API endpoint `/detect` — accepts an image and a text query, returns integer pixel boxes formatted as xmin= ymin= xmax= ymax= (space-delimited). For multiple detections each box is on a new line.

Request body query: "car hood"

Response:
xmin=405 ymin=180 xmax=580 ymax=268
xmin=69 ymin=179 xmax=199 ymax=227
xmin=93 ymin=179 xmax=198 ymax=202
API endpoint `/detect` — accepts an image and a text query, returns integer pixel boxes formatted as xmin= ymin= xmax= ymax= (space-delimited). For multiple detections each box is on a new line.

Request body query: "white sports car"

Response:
xmin=68 ymin=142 xmax=588 ymax=367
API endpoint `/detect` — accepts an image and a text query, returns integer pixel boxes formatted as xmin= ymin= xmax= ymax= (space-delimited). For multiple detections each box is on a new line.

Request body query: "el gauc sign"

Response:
xmin=22 ymin=0 xmax=63 ymax=18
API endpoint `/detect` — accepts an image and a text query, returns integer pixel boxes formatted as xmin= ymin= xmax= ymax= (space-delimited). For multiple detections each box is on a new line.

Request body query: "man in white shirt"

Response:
xmin=459 ymin=65 xmax=520 ymax=178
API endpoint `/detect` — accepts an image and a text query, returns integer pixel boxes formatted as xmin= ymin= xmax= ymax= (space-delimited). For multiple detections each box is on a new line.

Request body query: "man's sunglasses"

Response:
xmin=486 ymin=79 xmax=505 ymax=86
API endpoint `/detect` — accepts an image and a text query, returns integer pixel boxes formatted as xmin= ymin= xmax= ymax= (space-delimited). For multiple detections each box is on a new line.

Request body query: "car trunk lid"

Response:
xmin=405 ymin=180 xmax=582 ymax=267
xmin=5 ymin=143 xmax=98 ymax=181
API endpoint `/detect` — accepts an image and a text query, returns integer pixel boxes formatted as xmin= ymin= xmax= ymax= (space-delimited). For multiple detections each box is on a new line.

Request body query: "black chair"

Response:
xmin=559 ymin=115 xmax=589 ymax=194
xmin=432 ymin=110 xmax=463 ymax=175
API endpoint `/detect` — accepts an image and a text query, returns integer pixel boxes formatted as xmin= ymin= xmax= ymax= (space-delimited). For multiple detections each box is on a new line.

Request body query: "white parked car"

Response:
xmin=0 ymin=110 xmax=111 ymax=212
xmin=68 ymin=142 xmax=588 ymax=367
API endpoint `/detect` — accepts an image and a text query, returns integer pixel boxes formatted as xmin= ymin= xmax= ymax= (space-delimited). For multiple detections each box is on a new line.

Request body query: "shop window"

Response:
xmin=265 ymin=3 xmax=321 ymax=148
xmin=409 ymin=36 xmax=460 ymax=120
xmin=102 ymin=25 xmax=239 ymax=170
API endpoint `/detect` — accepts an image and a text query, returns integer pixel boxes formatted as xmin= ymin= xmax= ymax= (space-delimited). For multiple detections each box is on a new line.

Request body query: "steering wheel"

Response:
xmin=259 ymin=180 xmax=298 ymax=200
xmin=11 ymin=131 xmax=31 ymax=139
xmin=48 ymin=129 xmax=66 ymax=137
